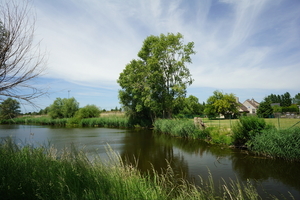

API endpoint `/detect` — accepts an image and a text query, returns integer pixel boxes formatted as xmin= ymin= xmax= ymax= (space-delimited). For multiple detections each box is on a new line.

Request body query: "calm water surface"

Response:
xmin=1 ymin=124 xmax=300 ymax=199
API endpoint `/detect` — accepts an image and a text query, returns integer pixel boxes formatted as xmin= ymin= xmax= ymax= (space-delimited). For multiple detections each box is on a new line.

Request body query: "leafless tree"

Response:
xmin=0 ymin=0 xmax=47 ymax=105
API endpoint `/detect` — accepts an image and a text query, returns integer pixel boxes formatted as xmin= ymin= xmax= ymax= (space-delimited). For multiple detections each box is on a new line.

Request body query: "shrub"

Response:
xmin=232 ymin=116 xmax=273 ymax=146
xmin=74 ymin=104 xmax=101 ymax=119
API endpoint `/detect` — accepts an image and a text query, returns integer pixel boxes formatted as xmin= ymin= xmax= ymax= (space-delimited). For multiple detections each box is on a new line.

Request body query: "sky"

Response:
xmin=21 ymin=0 xmax=300 ymax=112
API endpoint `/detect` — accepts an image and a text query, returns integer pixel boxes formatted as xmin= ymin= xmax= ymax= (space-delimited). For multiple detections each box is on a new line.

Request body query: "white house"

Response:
xmin=243 ymin=98 xmax=260 ymax=114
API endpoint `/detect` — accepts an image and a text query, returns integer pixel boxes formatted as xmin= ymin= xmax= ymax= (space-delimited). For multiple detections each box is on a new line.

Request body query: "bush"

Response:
xmin=74 ymin=105 xmax=101 ymax=119
xmin=249 ymin=127 xmax=300 ymax=161
xmin=232 ymin=116 xmax=273 ymax=146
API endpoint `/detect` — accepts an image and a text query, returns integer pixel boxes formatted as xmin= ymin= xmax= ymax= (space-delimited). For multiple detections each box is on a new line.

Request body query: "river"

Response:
xmin=1 ymin=124 xmax=299 ymax=199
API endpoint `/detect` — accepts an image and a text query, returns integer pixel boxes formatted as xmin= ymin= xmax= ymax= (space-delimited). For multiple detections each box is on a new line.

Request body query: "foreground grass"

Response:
xmin=0 ymin=138 xmax=287 ymax=200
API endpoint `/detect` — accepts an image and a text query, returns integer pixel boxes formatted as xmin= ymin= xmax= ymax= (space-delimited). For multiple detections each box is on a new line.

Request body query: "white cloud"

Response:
xmin=33 ymin=0 xmax=300 ymax=92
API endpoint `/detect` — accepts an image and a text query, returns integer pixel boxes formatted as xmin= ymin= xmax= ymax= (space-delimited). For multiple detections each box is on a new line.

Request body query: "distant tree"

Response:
xmin=118 ymin=33 xmax=195 ymax=123
xmin=61 ymin=97 xmax=79 ymax=118
xmin=265 ymin=92 xmax=292 ymax=107
xmin=293 ymin=93 xmax=300 ymax=105
xmin=48 ymin=97 xmax=79 ymax=119
xmin=174 ymin=95 xmax=204 ymax=116
xmin=280 ymin=92 xmax=292 ymax=107
xmin=75 ymin=104 xmax=101 ymax=119
xmin=272 ymin=105 xmax=282 ymax=113
xmin=0 ymin=98 xmax=20 ymax=119
xmin=204 ymin=90 xmax=239 ymax=119
xmin=0 ymin=0 xmax=47 ymax=105
xmin=257 ymin=99 xmax=273 ymax=118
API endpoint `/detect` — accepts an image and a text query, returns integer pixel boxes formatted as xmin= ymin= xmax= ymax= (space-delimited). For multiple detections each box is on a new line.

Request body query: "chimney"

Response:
xmin=236 ymin=97 xmax=239 ymax=103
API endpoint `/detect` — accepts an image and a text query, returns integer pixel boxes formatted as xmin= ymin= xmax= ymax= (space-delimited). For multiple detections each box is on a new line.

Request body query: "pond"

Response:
xmin=1 ymin=124 xmax=300 ymax=199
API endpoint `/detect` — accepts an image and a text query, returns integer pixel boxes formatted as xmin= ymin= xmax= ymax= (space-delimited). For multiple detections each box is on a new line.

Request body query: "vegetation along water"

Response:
xmin=1 ymin=124 xmax=300 ymax=199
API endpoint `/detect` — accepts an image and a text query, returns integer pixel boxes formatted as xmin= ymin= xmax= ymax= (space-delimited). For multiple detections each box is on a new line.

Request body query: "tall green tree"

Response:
xmin=118 ymin=33 xmax=195 ymax=122
xmin=0 ymin=98 xmax=20 ymax=119
xmin=257 ymin=99 xmax=273 ymax=118
xmin=48 ymin=97 xmax=79 ymax=119
xmin=293 ymin=93 xmax=300 ymax=105
xmin=204 ymin=90 xmax=239 ymax=119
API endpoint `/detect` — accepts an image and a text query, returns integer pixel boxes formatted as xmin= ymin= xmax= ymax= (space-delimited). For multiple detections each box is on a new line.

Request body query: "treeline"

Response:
xmin=257 ymin=92 xmax=300 ymax=117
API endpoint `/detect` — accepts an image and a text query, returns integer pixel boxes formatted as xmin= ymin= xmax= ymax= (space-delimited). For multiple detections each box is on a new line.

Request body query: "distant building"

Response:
xmin=236 ymin=97 xmax=249 ymax=114
xmin=243 ymin=98 xmax=260 ymax=114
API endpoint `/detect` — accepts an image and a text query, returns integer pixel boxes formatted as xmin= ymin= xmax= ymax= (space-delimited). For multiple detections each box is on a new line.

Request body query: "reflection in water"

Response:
xmin=0 ymin=125 xmax=299 ymax=198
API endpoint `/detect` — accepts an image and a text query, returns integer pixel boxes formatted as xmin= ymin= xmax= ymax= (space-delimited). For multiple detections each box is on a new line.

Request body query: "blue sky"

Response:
xmin=23 ymin=0 xmax=300 ymax=112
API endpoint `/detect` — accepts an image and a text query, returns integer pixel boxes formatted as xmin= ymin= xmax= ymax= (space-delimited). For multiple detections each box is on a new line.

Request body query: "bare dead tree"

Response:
xmin=0 ymin=0 xmax=47 ymax=105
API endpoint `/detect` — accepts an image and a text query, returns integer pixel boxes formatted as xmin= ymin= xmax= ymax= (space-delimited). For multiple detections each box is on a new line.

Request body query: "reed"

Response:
xmin=79 ymin=116 xmax=133 ymax=128
xmin=153 ymin=119 xmax=232 ymax=144
xmin=0 ymin=138 xmax=285 ymax=199
xmin=248 ymin=127 xmax=300 ymax=161
xmin=1 ymin=116 xmax=133 ymax=128
xmin=153 ymin=119 xmax=196 ymax=138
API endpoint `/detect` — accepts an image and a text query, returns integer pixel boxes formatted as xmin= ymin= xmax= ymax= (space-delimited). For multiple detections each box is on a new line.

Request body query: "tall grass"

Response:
xmin=0 ymin=116 xmax=134 ymax=128
xmin=153 ymin=119 xmax=232 ymax=144
xmin=153 ymin=119 xmax=197 ymax=138
xmin=0 ymin=138 xmax=284 ymax=200
xmin=248 ymin=127 xmax=300 ymax=161
xmin=79 ymin=116 xmax=133 ymax=128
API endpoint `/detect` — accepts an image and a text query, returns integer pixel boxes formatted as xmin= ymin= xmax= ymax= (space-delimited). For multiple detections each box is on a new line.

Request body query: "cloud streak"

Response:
xmin=28 ymin=0 xmax=300 ymax=110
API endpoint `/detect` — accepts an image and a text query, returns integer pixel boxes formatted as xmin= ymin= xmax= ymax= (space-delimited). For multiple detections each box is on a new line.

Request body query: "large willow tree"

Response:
xmin=118 ymin=33 xmax=195 ymax=123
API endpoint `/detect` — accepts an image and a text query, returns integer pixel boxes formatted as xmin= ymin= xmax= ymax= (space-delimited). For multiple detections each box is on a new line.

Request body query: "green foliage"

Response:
xmin=174 ymin=95 xmax=205 ymax=116
xmin=232 ymin=116 xmax=273 ymax=146
xmin=265 ymin=92 xmax=292 ymax=107
xmin=48 ymin=97 xmax=79 ymax=119
xmin=204 ymin=90 xmax=239 ymax=119
xmin=74 ymin=104 xmax=101 ymax=119
xmin=0 ymin=98 xmax=20 ymax=119
xmin=293 ymin=93 xmax=300 ymax=105
xmin=118 ymin=33 xmax=195 ymax=122
xmin=281 ymin=104 xmax=299 ymax=113
xmin=80 ymin=116 xmax=133 ymax=128
xmin=249 ymin=127 xmax=300 ymax=161
xmin=257 ymin=100 xmax=273 ymax=118
xmin=153 ymin=119 xmax=197 ymax=138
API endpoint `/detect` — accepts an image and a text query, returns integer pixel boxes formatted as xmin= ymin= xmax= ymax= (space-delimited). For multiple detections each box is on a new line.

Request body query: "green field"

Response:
xmin=202 ymin=118 xmax=300 ymax=129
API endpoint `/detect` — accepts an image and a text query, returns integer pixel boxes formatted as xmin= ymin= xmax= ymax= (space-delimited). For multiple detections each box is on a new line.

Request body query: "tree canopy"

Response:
xmin=204 ymin=90 xmax=239 ymax=119
xmin=118 ymin=33 xmax=195 ymax=123
xmin=0 ymin=98 xmax=20 ymax=119
xmin=48 ymin=97 xmax=79 ymax=119
xmin=265 ymin=92 xmax=292 ymax=107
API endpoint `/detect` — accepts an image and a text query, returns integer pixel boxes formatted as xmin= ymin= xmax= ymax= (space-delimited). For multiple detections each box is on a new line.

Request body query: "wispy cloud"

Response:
xmin=30 ymin=0 xmax=300 ymax=110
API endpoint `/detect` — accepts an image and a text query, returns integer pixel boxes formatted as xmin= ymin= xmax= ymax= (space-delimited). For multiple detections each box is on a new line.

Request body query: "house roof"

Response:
xmin=238 ymin=103 xmax=249 ymax=112
xmin=244 ymin=98 xmax=259 ymax=109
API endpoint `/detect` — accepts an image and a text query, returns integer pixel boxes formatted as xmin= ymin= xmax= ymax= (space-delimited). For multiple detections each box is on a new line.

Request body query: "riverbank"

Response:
xmin=0 ymin=115 xmax=135 ymax=128
xmin=0 ymin=138 xmax=290 ymax=199
xmin=2 ymin=115 xmax=300 ymax=161
xmin=154 ymin=117 xmax=300 ymax=161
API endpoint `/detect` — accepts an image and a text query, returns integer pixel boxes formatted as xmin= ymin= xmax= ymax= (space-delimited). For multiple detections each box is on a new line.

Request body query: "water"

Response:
xmin=1 ymin=124 xmax=299 ymax=199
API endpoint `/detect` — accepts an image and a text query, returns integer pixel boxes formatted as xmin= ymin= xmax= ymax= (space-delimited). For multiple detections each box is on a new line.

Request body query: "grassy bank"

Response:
xmin=0 ymin=138 xmax=286 ymax=199
xmin=153 ymin=119 xmax=232 ymax=145
xmin=0 ymin=115 xmax=134 ymax=128
xmin=154 ymin=117 xmax=300 ymax=161
xmin=248 ymin=127 xmax=300 ymax=161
